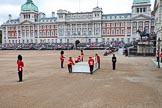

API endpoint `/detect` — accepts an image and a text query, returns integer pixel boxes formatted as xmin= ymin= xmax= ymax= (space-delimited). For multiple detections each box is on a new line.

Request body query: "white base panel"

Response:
xmin=72 ymin=61 xmax=98 ymax=73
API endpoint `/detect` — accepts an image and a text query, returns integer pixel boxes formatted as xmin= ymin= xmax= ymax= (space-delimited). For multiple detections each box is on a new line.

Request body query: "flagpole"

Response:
xmin=79 ymin=0 xmax=80 ymax=12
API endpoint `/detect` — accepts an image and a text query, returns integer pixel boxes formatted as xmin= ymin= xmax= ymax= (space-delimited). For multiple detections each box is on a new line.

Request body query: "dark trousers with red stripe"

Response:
xmin=18 ymin=71 xmax=23 ymax=81
xmin=98 ymin=61 xmax=100 ymax=69
xmin=89 ymin=65 xmax=94 ymax=74
xmin=68 ymin=65 xmax=72 ymax=73
xmin=112 ymin=62 xmax=116 ymax=70
xmin=81 ymin=57 xmax=83 ymax=62
xmin=61 ymin=61 xmax=64 ymax=68
xmin=157 ymin=57 xmax=159 ymax=62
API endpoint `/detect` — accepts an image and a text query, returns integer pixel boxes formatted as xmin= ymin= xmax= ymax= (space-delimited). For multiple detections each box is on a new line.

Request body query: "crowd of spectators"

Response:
xmin=77 ymin=41 xmax=125 ymax=49
xmin=0 ymin=43 xmax=74 ymax=50
xmin=0 ymin=40 xmax=134 ymax=50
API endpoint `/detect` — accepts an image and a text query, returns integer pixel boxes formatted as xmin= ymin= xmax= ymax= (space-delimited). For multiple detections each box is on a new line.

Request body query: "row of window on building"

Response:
xmin=65 ymin=13 xmax=93 ymax=19
xmin=136 ymin=7 xmax=147 ymax=13
xmin=40 ymin=19 xmax=56 ymax=22
xmin=4 ymin=20 xmax=154 ymax=31
xmin=4 ymin=25 xmax=57 ymax=31
xmin=4 ymin=31 xmax=57 ymax=37
xmin=102 ymin=15 xmax=131 ymax=20
xmin=4 ymin=28 xmax=152 ymax=37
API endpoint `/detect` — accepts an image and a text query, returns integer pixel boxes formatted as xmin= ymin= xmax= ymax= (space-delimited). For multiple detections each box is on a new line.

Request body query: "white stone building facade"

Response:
xmin=1 ymin=0 xmax=155 ymax=44
xmin=153 ymin=0 xmax=162 ymax=49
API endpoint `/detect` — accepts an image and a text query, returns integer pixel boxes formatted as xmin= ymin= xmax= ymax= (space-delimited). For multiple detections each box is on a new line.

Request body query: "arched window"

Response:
xmin=51 ymin=31 xmax=54 ymax=36
xmin=47 ymin=31 xmax=50 ymax=36
xmin=102 ymin=30 xmax=105 ymax=35
xmin=67 ymin=39 xmax=69 ymax=43
xmin=89 ymin=39 xmax=91 ymax=43
xmin=107 ymin=29 xmax=110 ymax=34
xmin=96 ymin=38 xmax=98 ymax=43
xmin=60 ymin=39 xmax=62 ymax=43
xmin=111 ymin=29 xmax=115 ymax=34
xmin=116 ymin=29 xmax=120 ymax=34
xmin=43 ymin=31 xmax=46 ymax=36
xmin=102 ymin=38 xmax=105 ymax=42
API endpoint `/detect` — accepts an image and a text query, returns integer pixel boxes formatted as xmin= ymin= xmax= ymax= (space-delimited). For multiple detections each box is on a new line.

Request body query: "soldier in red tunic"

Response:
xmin=67 ymin=57 xmax=75 ymax=73
xmin=95 ymin=54 xmax=100 ymax=69
xmin=160 ymin=49 xmax=162 ymax=63
xmin=60 ymin=54 xmax=65 ymax=68
xmin=88 ymin=57 xmax=94 ymax=74
xmin=75 ymin=56 xmax=81 ymax=63
xmin=156 ymin=50 xmax=159 ymax=62
xmin=81 ymin=50 xmax=84 ymax=61
xmin=17 ymin=55 xmax=24 ymax=82
xmin=60 ymin=50 xmax=65 ymax=68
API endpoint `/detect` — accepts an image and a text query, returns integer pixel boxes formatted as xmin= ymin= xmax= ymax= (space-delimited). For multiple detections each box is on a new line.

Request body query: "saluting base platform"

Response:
xmin=72 ymin=58 xmax=98 ymax=73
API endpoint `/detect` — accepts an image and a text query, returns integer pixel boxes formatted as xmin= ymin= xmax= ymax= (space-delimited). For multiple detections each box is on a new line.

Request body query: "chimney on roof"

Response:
xmin=43 ymin=13 xmax=46 ymax=18
xmin=52 ymin=12 xmax=55 ymax=17
xmin=9 ymin=14 xmax=12 ymax=21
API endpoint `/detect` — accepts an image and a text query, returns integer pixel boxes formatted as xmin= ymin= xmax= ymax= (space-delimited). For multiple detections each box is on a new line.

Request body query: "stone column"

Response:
xmin=148 ymin=20 xmax=151 ymax=33
xmin=81 ymin=23 xmax=83 ymax=36
xmin=87 ymin=23 xmax=88 ymax=37
xmin=20 ymin=26 xmax=22 ymax=43
xmin=6 ymin=26 xmax=8 ymax=43
xmin=70 ymin=24 xmax=72 ymax=37
xmin=25 ymin=26 xmax=27 ymax=43
xmin=2 ymin=28 xmax=4 ymax=44
xmin=29 ymin=26 xmax=31 ymax=43
xmin=100 ymin=22 xmax=102 ymax=37
xmin=33 ymin=25 xmax=35 ymax=43
xmin=4 ymin=27 xmax=7 ymax=44
xmin=125 ymin=21 xmax=127 ymax=42
xmin=92 ymin=23 xmax=94 ymax=36
xmin=76 ymin=23 xmax=77 ymax=37
xmin=143 ymin=21 xmax=145 ymax=31
xmin=130 ymin=21 xmax=133 ymax=43
xmin=63 ymin=24 xmax=65 ymax=37
xmin=16 ymin=26 xmax=18 ymax=43
xmin=137 ymin=21 xmax=139 ymax=30
xmin=37 ymin=25 xmax=40 ymax=43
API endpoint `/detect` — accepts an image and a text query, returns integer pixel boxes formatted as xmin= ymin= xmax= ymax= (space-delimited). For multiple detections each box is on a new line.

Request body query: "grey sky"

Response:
xmin=0 ymin=0 xmax=155 ymax=24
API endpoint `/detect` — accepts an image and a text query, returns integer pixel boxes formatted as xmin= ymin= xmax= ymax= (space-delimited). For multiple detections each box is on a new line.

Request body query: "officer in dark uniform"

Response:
xmin=112 ymin=54 xmax=117 ymax=70
xmin=125 ymin=48 xmax=128 ymax=56
xmin=161 ymin=49 xmax=162 ymax=63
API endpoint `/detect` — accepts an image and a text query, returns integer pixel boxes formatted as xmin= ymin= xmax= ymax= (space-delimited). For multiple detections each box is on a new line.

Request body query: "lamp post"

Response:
xmin=157 ymin=37 xmax=161 ymax=68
